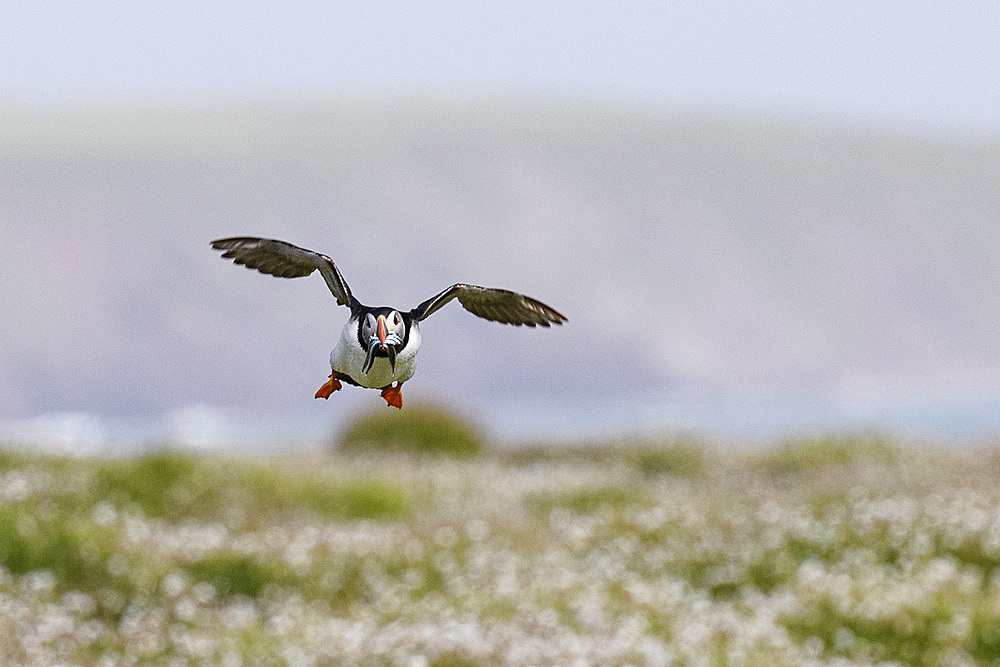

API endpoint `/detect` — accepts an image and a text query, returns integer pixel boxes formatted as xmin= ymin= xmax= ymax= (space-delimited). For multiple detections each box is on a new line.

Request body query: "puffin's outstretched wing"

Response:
xmin=210 ymin=237 xmax=357 ymax=309
xmin=411 ymin=284 xmax=566 ymax=327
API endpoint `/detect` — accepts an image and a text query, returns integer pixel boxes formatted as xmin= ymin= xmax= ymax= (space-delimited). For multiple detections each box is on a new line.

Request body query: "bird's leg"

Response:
xmin=315 ymin=373 xmax=343 ymax=399
xmin=380 ymin=382 xmax=404 ymax=409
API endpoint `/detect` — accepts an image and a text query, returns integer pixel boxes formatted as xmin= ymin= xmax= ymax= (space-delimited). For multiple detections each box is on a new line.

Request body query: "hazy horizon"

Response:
xmin=3 ymin=99 xmax=999 ymax=449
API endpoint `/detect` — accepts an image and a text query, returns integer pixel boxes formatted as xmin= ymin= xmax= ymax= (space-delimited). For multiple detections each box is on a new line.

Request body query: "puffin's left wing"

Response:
xmin=211 ymin=237 xmax=357 ymax=309
xmin=411 ymin=284 xmax=566 ymax=327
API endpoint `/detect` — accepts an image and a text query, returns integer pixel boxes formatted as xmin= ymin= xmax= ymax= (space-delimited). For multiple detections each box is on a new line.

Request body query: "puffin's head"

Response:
xmin=361 ymin=309 xmax=406 ymax=373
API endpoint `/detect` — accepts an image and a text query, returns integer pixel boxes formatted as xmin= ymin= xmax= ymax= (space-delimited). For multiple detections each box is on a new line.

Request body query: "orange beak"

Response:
xmin=377 ymin=315 xmax=388 ymax=349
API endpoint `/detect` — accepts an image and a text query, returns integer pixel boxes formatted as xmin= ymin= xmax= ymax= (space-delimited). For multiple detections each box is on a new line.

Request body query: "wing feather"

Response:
xmin=210 ymin=237 xmax=356 ymax=308
xmin=411 ymin=283 xmax=566 ymax=327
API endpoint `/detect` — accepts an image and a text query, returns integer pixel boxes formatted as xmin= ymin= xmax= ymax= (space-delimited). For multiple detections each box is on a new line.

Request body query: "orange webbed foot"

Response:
xmin=315 ymin=374 xmax=343 ymax=399
xmin=380 ymin=383 xmax=403 ymax=409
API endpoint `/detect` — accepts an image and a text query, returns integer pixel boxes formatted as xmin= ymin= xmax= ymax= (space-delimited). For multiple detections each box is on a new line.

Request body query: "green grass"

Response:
xmin=625 ymin=439 xmax=708 ymax=478
xmin=92 ymin=451 xmax=200 ymax=518
xmin=525 ymin=484 xmax=647 ymax=516
xmin=499 ymin=437 xmax=709 ymax=479
xmin=0 ymin=508 xmax=103 ymax=585
xmin=241 ymin=468 xmax=410 ymax=521
xmin=89 ymin=451 xmax=409 ymax=525
xmin=187 ymin=553 xmax=287 ymax=598
xmin=970 ymin=602 xmax=1000 ymax=664
xmin=429 ymin=652 xmax=481 ymax=667
xmin=751 ymin=433 xmax=901 ymax=474
xmin=781 ymin=587 xmax=966 ymax=664
xmin=0 ymin=448 xmax=28 ymax=472
xmin=0 ymin=435 xmax=998 ymax=664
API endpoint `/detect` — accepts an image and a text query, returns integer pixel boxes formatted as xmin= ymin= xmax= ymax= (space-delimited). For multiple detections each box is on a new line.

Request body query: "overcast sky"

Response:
xmin=4 ymin=2 xmax=1000 ymax=134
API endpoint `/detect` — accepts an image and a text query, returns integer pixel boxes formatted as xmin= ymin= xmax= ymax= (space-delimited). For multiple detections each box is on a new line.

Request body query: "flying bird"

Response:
xmin=211 ymin=237 xmax=566 ymax=408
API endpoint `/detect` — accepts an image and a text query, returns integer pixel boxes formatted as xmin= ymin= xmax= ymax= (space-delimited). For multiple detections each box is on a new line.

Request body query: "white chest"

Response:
xmin=329 ymin=318 xmax=421 ymax=388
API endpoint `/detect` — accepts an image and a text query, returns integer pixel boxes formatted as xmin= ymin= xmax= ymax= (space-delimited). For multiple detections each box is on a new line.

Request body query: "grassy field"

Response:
xmin=1 ymin=432 xmax=1000 ymax=665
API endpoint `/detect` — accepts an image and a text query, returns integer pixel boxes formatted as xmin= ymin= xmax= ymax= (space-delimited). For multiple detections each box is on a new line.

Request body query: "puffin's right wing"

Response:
xmin=411 ymin=284 xmax=566 ymax=327
xmin=211 ymin=237 xmax=357 ymax=309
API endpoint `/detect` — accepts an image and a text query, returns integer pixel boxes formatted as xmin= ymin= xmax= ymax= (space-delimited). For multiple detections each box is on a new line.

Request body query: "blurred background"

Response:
xmin=2 ymin=2 xmax=999 ymax=452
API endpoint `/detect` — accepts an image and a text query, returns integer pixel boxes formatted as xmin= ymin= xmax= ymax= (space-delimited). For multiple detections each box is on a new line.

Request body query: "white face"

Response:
xmin=361 ymin=310 xmax=406 ymax=374
xmin=362 ymin=310 xmax=405 ymax=346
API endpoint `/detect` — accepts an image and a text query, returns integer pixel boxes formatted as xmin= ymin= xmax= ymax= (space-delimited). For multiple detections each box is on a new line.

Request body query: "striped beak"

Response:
xmin=362 ymin=315 xmax=402 ymax=374
xmin=376 ymin=315 xmax=388 ymax=349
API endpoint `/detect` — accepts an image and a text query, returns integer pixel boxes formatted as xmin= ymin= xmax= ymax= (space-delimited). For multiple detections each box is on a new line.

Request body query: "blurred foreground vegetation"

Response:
xmin=1 ymin=430 xmax=1000 ymax=664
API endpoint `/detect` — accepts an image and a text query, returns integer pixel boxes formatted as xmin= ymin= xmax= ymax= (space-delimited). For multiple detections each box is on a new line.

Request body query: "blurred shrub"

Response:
xmin=755 ymin=434 xmax=901 ymax=474
xmin=337 ymin=404 xmax=486 ymax=457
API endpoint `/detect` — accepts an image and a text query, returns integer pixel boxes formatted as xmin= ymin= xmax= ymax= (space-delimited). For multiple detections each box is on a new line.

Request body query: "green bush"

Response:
xmin=337 ymin=404 xmax=486 ymax=457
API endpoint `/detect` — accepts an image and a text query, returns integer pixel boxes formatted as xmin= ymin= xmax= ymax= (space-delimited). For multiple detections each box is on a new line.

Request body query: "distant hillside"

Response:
xmin=2 ymin=99 xmax=999 ymax=437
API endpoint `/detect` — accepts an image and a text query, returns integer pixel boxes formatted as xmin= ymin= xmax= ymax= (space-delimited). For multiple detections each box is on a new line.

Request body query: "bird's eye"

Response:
xmin=393 ymin=312 xmax=400 ymax=326
xmin=366 ymin=314 xmax=375 ymax=328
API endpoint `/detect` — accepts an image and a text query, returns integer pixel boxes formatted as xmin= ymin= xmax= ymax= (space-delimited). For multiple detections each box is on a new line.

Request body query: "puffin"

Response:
xmin=211 ymin=237 xmax=566 ymax=408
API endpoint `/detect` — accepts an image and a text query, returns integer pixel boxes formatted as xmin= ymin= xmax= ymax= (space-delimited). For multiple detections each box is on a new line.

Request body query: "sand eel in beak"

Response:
xmin=211 ymin=237 xmax=566 ymax=409
xmin=363 ymin=313 xmax=403 ymax=374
